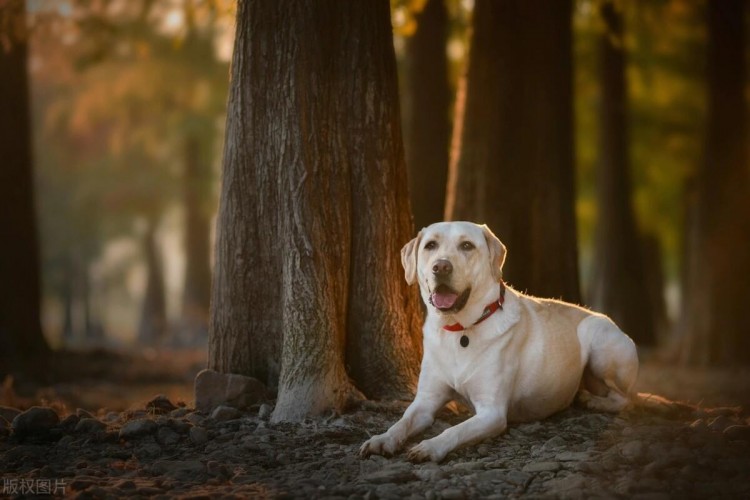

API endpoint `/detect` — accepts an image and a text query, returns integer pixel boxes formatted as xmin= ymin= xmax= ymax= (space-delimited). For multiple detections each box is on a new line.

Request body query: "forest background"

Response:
xmin=1 ymin=0 xmax=749 ymax=411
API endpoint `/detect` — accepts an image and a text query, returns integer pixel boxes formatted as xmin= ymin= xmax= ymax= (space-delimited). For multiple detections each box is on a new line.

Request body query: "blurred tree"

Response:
xmin=679 ymin=0 xmax=750 ymax=365
xmin=588 ymin=1 xmax=655 ymax=346
xmin=137 ymin=220 xmax=168 ymax=343
xmin=402 ymin=0 xmax=451 ymax=229
xmin=0 ymin=0 xmax=50 ymax=374
xmin=445 ymin=0 xmax=580 ymax=303
xmin=209 ymin=0 xmax=422 ymax=422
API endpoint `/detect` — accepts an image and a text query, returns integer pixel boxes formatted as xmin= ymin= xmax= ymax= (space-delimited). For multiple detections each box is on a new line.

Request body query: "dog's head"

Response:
xmin=401 ymin=222 xmax=506 ymax=314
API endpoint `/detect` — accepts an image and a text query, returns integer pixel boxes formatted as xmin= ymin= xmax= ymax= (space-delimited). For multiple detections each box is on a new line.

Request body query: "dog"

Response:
xmin=359 ymin=221 xmax=638 ymax=462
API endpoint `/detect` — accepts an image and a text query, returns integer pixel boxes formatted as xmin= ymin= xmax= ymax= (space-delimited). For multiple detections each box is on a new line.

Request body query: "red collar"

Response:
xmin=443 ymin=282 xmax=506 ymax=332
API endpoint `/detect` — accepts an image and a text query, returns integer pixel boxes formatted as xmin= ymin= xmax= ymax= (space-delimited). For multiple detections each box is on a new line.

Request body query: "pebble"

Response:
xmin=211 ymin=405 xmax=240 ymax=422
xmin=146 ymin=394 xmax=178 ymax=414
xmin=522 ymin=461 xmax=562 ymax=472
xmin=119 ymin=418 xmax=157 ymax=440
xmin=723 ymin=425 xmax=750 ymax=442
xmin=621 ymin=440 xmax=644 ymax=460
xmin=258 ymin=404 xmax=273 ymax=420
xmin=156 ymin=426 xmax=180 ymax=446
xmin=11 ymin=406 xmax=60 ymax=436
xmin=189 ymin=426 xmax=209 ymax=445
xmin=75 ymin=418 xmax=107 ymax=434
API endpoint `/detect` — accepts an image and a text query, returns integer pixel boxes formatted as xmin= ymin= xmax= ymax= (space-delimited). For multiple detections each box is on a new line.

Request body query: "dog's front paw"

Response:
xmin=359 ymin=433 xmax=400 ymax=458
xmin=406 ymin=439 xmax=447 ymax=463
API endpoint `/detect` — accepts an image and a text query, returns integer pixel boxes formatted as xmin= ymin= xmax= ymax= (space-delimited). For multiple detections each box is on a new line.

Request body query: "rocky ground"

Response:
xmin=1 ymin=391 xmax=750 ymax=499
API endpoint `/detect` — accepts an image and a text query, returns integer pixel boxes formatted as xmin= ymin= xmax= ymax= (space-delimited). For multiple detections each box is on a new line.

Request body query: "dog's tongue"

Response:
xmin=432 ymin=290 xmax=458 ymax=309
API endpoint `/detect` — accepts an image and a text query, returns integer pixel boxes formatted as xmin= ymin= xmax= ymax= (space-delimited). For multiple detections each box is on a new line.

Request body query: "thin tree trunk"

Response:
xmin=446 ymin=0 xmax=580 ymax=303
xmin=402 ymin=0 xmax=451 ymax=230
xmin=181 ymin=135 xmax=212 ymax=344
xmin=588 ymin=1 xmax=656 ymax=346
xmin=138 ymin=220 xmax=167 ymax=344
xmin=0 ymin=0 xmax=50 ymax=375
xmin=679 ymin=0 xmax=750 ymax=365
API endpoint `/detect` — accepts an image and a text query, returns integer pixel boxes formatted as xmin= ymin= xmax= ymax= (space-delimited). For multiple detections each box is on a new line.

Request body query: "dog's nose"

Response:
xmin=432 ymin=259 xmax=453 ymax=277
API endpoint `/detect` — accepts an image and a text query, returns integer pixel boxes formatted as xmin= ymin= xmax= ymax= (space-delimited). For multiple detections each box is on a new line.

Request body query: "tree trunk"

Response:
xmin=138 ymin=220 xmax=167 ymax=344
xmin=402 ymin=0 xmax=451 ymax=230
xmin=0 ymin=0 xmax=50 ymax=375
xmin=181 ymin=135 xmax=212 ymax=344
xmin=679 ymin=0 xmax=750 ymax=365
xmin=588 ymin=1 xmax=656 ymax=346
xmin=445 ymin=0 xmax=580 ymax=303
xmin=210 ymin=0 xmax=421 ymax=420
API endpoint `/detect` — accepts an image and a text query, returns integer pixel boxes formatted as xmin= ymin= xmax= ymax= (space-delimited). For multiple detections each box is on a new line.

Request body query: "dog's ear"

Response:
xmin=482 ymin=224 xmax=506 ymax=282
xmin=400 ymin=231 xmax=422 ymax=286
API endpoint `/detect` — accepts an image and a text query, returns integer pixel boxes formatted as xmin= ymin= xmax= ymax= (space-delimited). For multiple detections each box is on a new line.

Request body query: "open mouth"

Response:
xmin=430 ymin=284 xmax=471 ymax=312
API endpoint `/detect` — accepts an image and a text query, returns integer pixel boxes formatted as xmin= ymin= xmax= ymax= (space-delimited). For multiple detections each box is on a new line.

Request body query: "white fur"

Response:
xmin=360 ymin=221 xmax=638 ymax=462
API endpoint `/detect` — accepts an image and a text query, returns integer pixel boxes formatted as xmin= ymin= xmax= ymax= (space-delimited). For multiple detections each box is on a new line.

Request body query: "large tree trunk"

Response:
xmin=588 ymin=1 xmax=656 ymax=346
xmin=209 ymin=0 xmax=421 ymax=420
xmin=181 ymin=135 xmax=212 ymax=344
xmin=0 ymin=0 xmax=50 ymax=375
xmin=402 ymin=0 xmax=451 ymax=230
xmin=138 ymin=220 xmax=167 ymax=344
xmin=679 ymin=0 xmax=750 ymax=365
xmin=445 ymin=0 xmax=580 ymax=303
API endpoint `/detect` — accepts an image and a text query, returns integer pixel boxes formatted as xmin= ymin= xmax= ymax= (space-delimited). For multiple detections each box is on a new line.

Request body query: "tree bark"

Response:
xmin=181 ymin=135 xmax=212 ymax=344
xmin=0 ymin=0 xmax=50 ymax=375
xmin=446 ymin=0 xmax=580 ymax=303
xmin=588 ymin=1 xmax=656 ymax=346
xmin=209 ymin=0 xmax=421 ymax=420
xmin=402 ymin=0 xmax=451 ymax=230
xmin=679 ymin=0 xmax=750 ymax=365
xmin=138 ymin=220 xmax=167 ymax=344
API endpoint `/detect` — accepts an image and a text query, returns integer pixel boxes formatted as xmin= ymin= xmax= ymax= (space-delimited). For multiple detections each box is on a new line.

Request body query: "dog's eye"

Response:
xmin=460 ymin=241 xmax=475 ymax=251
xmin=424 ymin=241 xmax=438 ymax=251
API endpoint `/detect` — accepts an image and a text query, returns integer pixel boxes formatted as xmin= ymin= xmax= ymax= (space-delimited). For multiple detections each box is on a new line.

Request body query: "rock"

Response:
xmin=724 ymin=425 xmax=750 ymax=442
xmin=119 ymin=419 xmax=157 ymax=440
xmin=59 ymin=414 xmax=80 ymax=432
xmin=146 ymin=394 xmax=178 ymax=415
xmin=170 ymin=408 xmax=190 ymax=418
xmin=190 ymin=426 xmax=209 ymax=445
xmin=194 ymin=369 xmax=267 ymax=412
xmin=522 ymin=461 xmax=561 ymax=473
xmin=12 ymin=406 xmax=60 ymax=437
xmin=440 ymin=488 xmax=466 ymax=500
xmin=0 ymin=406 xmax=21 ymax=423
xmin=708 ymin=415 xmax=734 ymax=432
xmin=210 ymin=405 xmax=240 ymax=422
xmin=75 ymin=418 xmax=106 ymax=434
xmin=157 ymin=426 xmax=181 ymax=446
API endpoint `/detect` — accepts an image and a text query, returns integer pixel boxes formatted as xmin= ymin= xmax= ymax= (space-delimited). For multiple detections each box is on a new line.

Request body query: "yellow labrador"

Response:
xmin=360 ymin=221 xmax=638 ymax=462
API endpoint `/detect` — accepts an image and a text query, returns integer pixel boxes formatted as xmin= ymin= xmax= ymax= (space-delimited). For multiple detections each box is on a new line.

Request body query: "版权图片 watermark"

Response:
xmin=2 ymin=478 xmax=66 ymax=496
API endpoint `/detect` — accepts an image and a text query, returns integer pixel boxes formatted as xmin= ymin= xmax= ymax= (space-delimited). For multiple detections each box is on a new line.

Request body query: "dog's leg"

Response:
xmin=406 ymin=406 xmax=507 ymax=463
xmin=359 ymin=381 xmax=451 ymax=458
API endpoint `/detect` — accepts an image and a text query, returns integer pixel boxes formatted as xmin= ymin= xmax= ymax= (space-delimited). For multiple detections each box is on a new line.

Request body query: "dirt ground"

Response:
xmin=1 ymin=348 xmax=749 ymax=499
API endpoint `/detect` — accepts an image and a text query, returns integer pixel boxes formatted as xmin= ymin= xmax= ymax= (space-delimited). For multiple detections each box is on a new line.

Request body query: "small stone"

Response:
xmin=59 ymin=414 xmax=80 ymax=432
xmin=724 ymin=425 xmax=750 ymax=442
xmin=189 ymin=426 xmax=209 ymax=445
xmin=522 ymin=461 xmax=561 ymax=473
xmin=75 ymin=418 xmax=106 ymax=434
xmin=170 ymin=408 xmax=190 ymax=418
xmin=115 ymin=480 xmax=136 ymax=490
xmin=151 ymin=459 xmax=206 ymax=480
xmin=542 ymin=436 xmax=567 ymax=450
xmin=440 ymin=488 xmax=466 ymax=500
xmin=211 ymin=405 xmax=240 ymax=422
xmin=119 ymin=419 xmax=157 ymax=440
xmin=12 ymin=406 xmax=60 ymax=436
xmin=258 ymin=404 xmax=273 ymax=420
xmin=194 ymin=369 xmax=267 ymax=412
xmin=157 ymin=426 xmax=181 ymax=446
xmin=146 ymin=395 xmax=178 ymax=415
xmin=76 ymin=408 xmax=95 ymax=419
xmin=362 ymin=466 xmax=416 ymax=484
